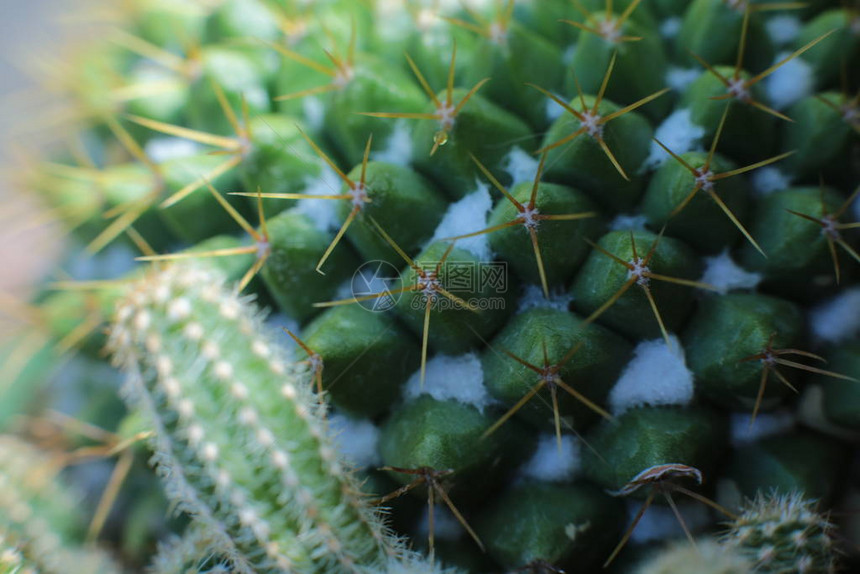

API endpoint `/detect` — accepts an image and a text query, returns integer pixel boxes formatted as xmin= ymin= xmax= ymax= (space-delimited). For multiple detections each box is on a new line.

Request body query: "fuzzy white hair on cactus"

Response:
xmin=516 ymin=284 xmax=574 ymax=313
xmin=520 ymin=433 xmax=582 ymax=482
xmin=502 ymin=147 xmax=540 ymax=189
xmin=700 ymin=250 xmax=761 ymax=294
xmin=328 ymin=413 xmax=382 ymax=469
xmin=765 ymin=54 xmax=814 ymax=111
xmin=811 ymin=286 xmax=860 ymax=344
xmin=608 ymin=336 xmax=694 ymax=416
xmin=429 ymin=183 xmax=494 ymax=260
xmin=643 ymin=109 xmax=705 ymax=171
xmin=371 ymin=120 xmax=414 ymax=167
xmin=751 ymin=167 xmax=792 ymax=196
xmin=403 ymin=352 xmax=493 ymax=412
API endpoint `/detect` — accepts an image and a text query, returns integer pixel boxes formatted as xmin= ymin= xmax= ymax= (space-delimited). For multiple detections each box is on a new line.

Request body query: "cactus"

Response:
xmin=721 ymin=491 xmax=837 ymax=573
xmin=0 ymin=436 xmax=122 ymax=574
xmin=2 ymin=0 xmax=860 ymax=572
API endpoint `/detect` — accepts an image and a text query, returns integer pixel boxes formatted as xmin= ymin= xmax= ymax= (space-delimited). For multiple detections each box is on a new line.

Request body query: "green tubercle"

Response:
xmin=571 ymin=229 xmax=705 ymax=341
xmin=302 ymin=304 xmax=420 ymax=417
xmin=336 ymin=161 xmax=447 ymax=264
xmin=539 ymin=91 xmax=657 ymax=211
xmin=481 ymin=307 xmax=631 ymax=432
xmin=261 ymin=210 xmax=359 ymax=323
xmin=394 ymin=241 xmax=516 ymax=355
xmin=641 ymin=151 xmax=751 ymax=254
xmin=582 ymin=406 xmax=728 ymax=494
xmin=474 ymin=481 xmax=625 ymax=571
xmin=683 ymin=293 xmax=805 ymax=411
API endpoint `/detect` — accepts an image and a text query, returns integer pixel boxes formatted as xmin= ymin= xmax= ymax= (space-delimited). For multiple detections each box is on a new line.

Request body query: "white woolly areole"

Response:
xmin=516 ymin=284 xmax=575 ymax=313
xmin=666 ymin=67 xmax=701 ymax=92
xmin=403 ymin=352 xmax=493 ymax=411
xmin=626 ymin=499 xmax=710 ymax=543
xmin=520 ymin=433 xmax=581 ymax=482
xmin=766 ymin=15 xmax=801 ymax=46
xmin=502 ymin=147 xmax=540 ymax=188
xmin=700 ymin=250 xmax=762 ymax=294
xmin=810 ymin=286 xmax=860 ymax=344
xmin=660 ymin=17 xmax=682 ymax=39
xmin=145 ymin=137 xmax=201 ymax=163
xmin=730 ymin=410 xmax=796 ymax=446
xmin=428 ymin=184 xmax=493 ymax=260
xmin=765 ymin=54 xmax=814 ymax=110
xmin=327 ymin=413 xmax=381 ymax=468
xmin=371 ymin=120 xmax=413 ymax=166
xmin=295 ymin=166 xmax=343 ymax=232
xmin=643 ymin=109 xmax=705 ymax=171
xmin=608 ymin=336 xmax=694 ymax=415
xmin=609 ymin=213 xmax=648 ymax=232
xmin=751 ymin=166 xmax=792 ymax=196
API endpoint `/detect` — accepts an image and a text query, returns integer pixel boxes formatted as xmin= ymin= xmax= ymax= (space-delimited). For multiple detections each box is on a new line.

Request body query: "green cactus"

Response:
xmin=0 ymin=436 xmax=122 ymax=574
xmin=2 ymin=0 xmax=860 ymax=572
xmin=108 ymin=262 xmax=454 ymax=573
xmin=721 ymin=491 xmax=838 ymax=573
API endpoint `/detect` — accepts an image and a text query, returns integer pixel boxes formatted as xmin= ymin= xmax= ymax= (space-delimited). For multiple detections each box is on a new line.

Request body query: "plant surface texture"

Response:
xmin=1 ymin=0 xmax=860 ymax=573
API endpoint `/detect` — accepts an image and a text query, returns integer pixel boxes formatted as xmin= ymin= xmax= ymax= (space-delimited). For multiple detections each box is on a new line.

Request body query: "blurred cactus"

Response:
xmin=0 ymin=436 xmax=121 ymax=574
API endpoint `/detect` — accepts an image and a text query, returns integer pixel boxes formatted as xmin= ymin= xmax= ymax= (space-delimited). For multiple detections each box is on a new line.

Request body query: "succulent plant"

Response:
xmin=721 ymin=491 xmax=838 ymax=573
xmin=2 ymin=0 xmax=860 ymax=573
xmin=0 ymin=436 xmax=121 ymax=574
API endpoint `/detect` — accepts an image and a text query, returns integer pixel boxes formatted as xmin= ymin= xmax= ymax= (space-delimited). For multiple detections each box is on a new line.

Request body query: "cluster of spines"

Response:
xmin=721 ymin=491 xmax=837 ymax=573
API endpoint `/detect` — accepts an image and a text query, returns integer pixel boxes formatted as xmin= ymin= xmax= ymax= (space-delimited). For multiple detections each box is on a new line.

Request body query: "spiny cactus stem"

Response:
xmin=0 ymin=436 xmax=121 ymax=574
xmin=723 ymin=491 xmax=837 ymax=573
xmin=109 ymin=265 xmax=395 ymax=573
